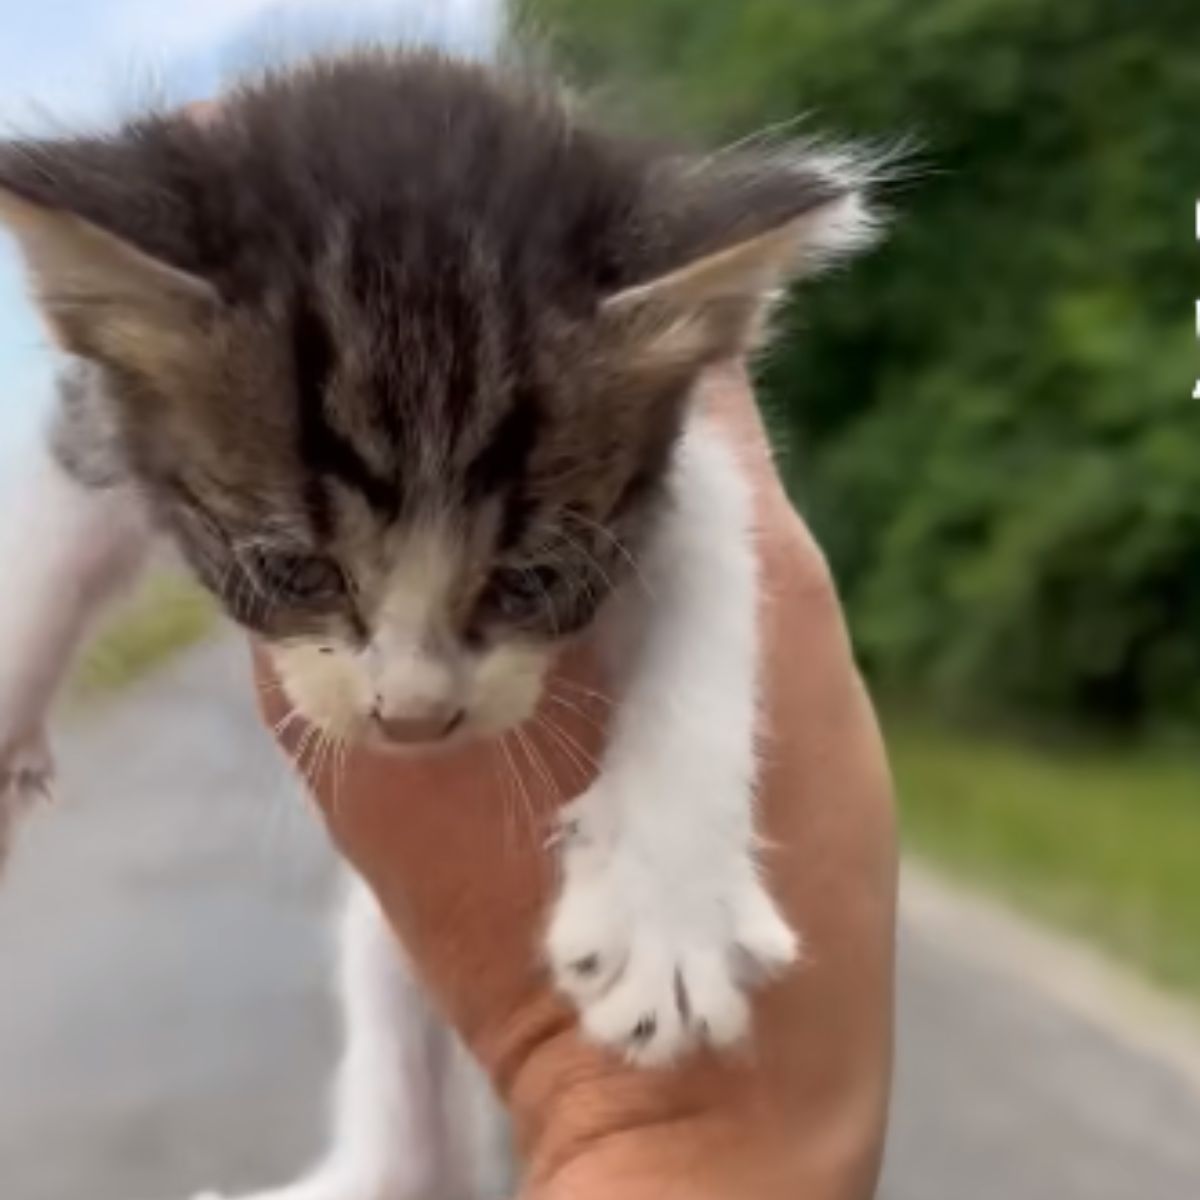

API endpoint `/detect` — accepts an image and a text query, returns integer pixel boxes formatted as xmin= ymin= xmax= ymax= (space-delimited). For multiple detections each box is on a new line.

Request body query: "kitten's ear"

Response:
xmin=0 ymin=184 xmax=216 ymax=367
xmin=604 ymin=156 xmax=877 ymax=372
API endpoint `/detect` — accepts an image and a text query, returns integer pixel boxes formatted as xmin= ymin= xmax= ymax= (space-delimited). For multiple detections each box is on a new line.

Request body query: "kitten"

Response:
xmin=0 ymin=50 xmax=874 ymax=1200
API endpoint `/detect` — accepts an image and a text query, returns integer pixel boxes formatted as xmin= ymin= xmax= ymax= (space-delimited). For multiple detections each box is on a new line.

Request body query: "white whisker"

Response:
xmin=331 ymin=735 xmax=348 ymax=818
xmin=292 ymin=723 xmax=321 ymax=781
xmin=514 ymin=724 xmax=560 ymax=808
xmin=272 ymin=707 xmax=303 ymax=739
xmin=552 ymin=678 xmax=616 ymax=710
xmin=564 ymin=509 xmax=652 ymax=598
xmin=497 ymin=733 xmax=537 ymax=854
xmin=532 ymin=712 xmax=596 ymax=785
xmin=489 ymin=742 xmax=519 ymax=858
xmin=310 ymin=729 xmax=333 ymax=791
xmin=555 ymin=525 xmax=616 ymax=599
xmin=545 ymin=690 xmax=607 ymax=734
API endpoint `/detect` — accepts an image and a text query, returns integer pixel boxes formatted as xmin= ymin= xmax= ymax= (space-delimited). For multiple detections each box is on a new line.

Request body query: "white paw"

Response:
xmin=546 ymin=793 xmax=799 ymax=1066
xmin=0 ymin=730 xmax=54 ymax=864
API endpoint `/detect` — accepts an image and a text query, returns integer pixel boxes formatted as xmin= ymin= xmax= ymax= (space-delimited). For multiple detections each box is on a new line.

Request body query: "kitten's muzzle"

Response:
xmin=372 ymin=705 xmax=465 ymax=747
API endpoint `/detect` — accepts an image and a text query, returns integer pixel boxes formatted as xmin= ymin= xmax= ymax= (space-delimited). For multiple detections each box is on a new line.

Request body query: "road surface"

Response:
xmin=0 ymin=638 xmax=1197 ymax=1199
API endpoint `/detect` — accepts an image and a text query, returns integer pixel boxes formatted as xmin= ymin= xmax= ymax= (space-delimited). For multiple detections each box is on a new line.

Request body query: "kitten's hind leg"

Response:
xmin=0 ymin=427 xmax=149 ymax=866
xmin=194 ymin=875 xmax=507 ymax=1200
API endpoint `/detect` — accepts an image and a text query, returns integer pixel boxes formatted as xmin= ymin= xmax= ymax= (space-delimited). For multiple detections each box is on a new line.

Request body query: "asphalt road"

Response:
xmin=1 ymin=638 xmax=1197 ymax=1200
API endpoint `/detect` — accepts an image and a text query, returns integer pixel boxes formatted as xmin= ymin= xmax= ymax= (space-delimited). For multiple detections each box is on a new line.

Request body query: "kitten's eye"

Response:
xmin=251 ymin=551 xmax=346 ymax=604
xmin=485 ymin=565 xmax=558 ymax=624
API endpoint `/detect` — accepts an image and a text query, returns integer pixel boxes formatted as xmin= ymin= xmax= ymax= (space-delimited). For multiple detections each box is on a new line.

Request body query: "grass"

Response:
xmin=71 ymin=572 xmax=218 ymax=701
xmin=886 ymin=714 xmax=1200 ymax=1000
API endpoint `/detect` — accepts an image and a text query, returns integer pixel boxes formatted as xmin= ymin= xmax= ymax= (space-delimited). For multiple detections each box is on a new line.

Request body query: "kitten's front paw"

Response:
xmin=546 ymin=793 xmax=799 ymax=1066
xmin=0 ymin=730 xmax=54 ymax=865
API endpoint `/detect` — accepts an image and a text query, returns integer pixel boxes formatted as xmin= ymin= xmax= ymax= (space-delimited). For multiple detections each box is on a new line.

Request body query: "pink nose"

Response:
xmin=374 ymin=707 xmax=464 ymax=746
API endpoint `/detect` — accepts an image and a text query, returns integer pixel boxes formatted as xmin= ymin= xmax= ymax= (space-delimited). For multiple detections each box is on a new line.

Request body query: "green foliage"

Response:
xmin=522 ymin=0 xmax=1200 ymax=728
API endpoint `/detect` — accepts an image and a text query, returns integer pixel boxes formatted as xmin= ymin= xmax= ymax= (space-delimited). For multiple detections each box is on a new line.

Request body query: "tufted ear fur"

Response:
xmin=0 ymin=184 xmax=216 ymax=370
xmin=602 ymin=156 xmax=876 ymax=374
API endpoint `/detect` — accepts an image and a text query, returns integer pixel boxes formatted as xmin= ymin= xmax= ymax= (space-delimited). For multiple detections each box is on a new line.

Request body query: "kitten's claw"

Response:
xmin=0 ymin=731 xmax=55 ymax=866
xmin=546 ymin=792 xmax=799 ymax=1067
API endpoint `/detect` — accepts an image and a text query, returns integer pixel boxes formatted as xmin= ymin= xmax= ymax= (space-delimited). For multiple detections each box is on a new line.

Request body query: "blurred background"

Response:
xmin=1 ymin=1 xmax=1198 ymax=1198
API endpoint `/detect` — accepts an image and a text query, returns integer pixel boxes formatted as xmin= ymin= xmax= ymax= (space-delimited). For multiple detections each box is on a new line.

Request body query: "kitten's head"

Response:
xmin=0 ymin=52 xmax=874 ymax=749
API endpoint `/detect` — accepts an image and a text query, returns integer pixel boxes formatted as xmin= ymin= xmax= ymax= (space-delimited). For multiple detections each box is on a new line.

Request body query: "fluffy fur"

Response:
xmin=0 ymin=48 xmax=875 ymax=1200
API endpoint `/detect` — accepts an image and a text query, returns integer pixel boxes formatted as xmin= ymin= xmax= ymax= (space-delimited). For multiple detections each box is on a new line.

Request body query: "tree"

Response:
xmin=522 ymin=0 xmax=1200 ymax=727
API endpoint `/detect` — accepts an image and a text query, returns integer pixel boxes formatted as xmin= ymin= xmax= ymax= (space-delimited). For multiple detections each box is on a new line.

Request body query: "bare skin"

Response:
xmin=255 ymin=365 xmax=898 ymax=1200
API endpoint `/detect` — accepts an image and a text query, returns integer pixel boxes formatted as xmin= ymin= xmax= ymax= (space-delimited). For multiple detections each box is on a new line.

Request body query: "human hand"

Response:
xmin=255 ymin=365 xmax=897 ymax=1200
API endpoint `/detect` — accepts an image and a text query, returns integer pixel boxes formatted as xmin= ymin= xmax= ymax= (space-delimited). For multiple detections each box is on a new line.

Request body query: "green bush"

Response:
xmin=523 ymin=0 xmax=1200 ymax=729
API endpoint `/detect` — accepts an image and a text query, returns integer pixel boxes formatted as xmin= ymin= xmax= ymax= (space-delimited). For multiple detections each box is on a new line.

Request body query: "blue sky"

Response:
xmin=0 ymin=0 xmax=498 ymax=474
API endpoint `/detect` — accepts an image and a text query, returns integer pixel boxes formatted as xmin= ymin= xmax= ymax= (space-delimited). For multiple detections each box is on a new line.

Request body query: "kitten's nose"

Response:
xmin=373 ymin=705 xmax=465 ymax=746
